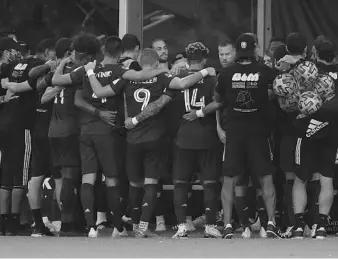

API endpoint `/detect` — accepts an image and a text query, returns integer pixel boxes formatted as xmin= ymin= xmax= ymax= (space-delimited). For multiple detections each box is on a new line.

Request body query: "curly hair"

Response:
xmin=185 ymin=42 xmax=209 ymax=61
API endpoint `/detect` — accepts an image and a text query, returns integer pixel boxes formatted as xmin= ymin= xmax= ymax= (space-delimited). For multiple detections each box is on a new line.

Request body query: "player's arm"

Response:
xmin=168 ymin=67 xmax=216 ymax=90
xmin=1 ymin=79 xmax=34 ymax=93
xmin=52 ymin=57 xmax=73 ymax=85
xmin=41 ymin=86 xmax=64 ymax=104
xmin=29 ymin=64 xmax=51 ymax=79
xmin=121 ymin=67 xmax=169 ymax=81
xmin=125 ymin=94 xmax=173 ymax=129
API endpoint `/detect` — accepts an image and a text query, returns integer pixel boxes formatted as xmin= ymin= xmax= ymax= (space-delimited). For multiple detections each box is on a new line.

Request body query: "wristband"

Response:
xmin=132 ymin=117 xmax=139 ymax=125
xmin=87 ymin=69 xmax=95 ymax=77
xmin=94 ymin=109 xmax=100 ymax=117
xmin=196 ymin=109 xmax=205 ymax=118
xmin=200 ymin=69 xmax=208 ymax=78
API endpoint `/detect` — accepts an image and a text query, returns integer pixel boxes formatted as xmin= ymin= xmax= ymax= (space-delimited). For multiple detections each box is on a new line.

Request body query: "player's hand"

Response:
xmin=183 ymin=110 xmax=198 ymax=121
xmin=55 ymin=86 xmax=65 ymax=92
xmin=124 ymin=117 xmax=136 ymax=130
xmin=45 ymin=60 xmax=58 ymax=72
xmin=4 ymin=90 xmax=19 ymax=102
xmin=217 ymin=126 xmax=226 ymax=144
xmin=85 ymin=60 xmax=96 ymax=72
xmin=99 ymin=110 xmax=117 ymax=126
xmin=205 ymin=67 xmax=216 ymax=76
xmin=171 ymin=62 xmax=188 ymax=76
xmin=1 ymin=78 xmax=9 ymax=89
xmin=61 ymin=56 xmax=73 ymax=65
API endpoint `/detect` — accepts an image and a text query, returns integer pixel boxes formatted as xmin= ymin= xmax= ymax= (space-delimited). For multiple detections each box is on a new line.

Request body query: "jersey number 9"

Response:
xmin=134 ymin=88 xmax=151 ymax=110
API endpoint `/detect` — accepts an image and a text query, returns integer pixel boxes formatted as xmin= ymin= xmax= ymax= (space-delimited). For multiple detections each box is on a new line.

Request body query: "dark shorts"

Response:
xmin=173 ymin=147 xmax=220 ymax=182
xmin=1 ymin=128 xmax=32 ymax=188
xmin=80 ymin=133 xmax=126 ymax=178
xmin=222 ymin=132 xmax=275 ymax=178
xmin=280 ymin=135 xmax=298 ymax=173
xmin=31 ymin=129 xmax=53 ymax=178
xmin=50 ymin=134 xmax=81 ymax=168
xmin=295 ymin=137 xmax=337 ymax=181
xmin=126 ymin=139 xmax=166 ymax=183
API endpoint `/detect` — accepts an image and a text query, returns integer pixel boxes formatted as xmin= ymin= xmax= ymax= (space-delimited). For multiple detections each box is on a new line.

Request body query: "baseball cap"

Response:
xmin=235 ymin=33 xmax=256 ymax=59
xmin=0 ymin=37 xmax=20 ymax=51
xmin=314 ymin=35 xmax=336 ymax=62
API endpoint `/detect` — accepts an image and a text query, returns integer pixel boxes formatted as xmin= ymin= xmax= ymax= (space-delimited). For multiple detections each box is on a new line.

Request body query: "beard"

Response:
xmin=159 ymin=56 xmax=168 ymax=63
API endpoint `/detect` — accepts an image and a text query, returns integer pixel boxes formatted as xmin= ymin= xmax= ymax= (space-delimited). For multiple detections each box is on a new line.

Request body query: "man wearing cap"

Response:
xmin=215 ymin=33 xmax=278 ymax=238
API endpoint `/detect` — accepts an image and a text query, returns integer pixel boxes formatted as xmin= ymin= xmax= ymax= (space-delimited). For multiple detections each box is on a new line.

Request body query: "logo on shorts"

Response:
xmin=306 ymin=119 xmax=329 ymax=138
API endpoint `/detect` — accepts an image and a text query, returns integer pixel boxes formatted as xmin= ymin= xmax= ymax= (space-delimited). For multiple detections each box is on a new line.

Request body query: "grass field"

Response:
xmin=1 ymin=230 xmax=338 ymax=258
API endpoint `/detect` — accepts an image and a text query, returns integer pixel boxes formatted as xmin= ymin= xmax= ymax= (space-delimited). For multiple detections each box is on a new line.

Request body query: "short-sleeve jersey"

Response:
xmin=112 ymin=72 xmax=175 ymax=144
xmin=0 ymin=57 xmax=44 ymax=130
xmin=216 ymin=61 xmax=276 ymax=136
xmin=48 ymin=63 xmax=81 ymax=138
xmin=175 ymin=72 xmax=219 ymax=149
xmin=72 ymin=63 xmax=127 ymax=135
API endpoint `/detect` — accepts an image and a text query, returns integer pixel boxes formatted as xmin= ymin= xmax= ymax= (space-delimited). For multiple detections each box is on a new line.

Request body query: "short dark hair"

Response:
xmin=314 ymin=35 xmax=336 ymax=63
xmin=18 ymin=41 xmax=30 ymax=57
xmin=270 ymin=37 xmax=285 ymax=45
xmin=244 ymin=33 xmax=259 ymax=44
xmin=286 ymin=33 xmax=307 ymax=55
xmin=218 ymin=40 xmax=235 ymax=48
xmin=55 ymin=38 xmax=73 ymax=59
xmin=72 ymin=32 xmax=101 ymax=57
xmin=122 ymin=34 xmax=140 ymax=51
xmin=139 ymin=48 xmax=159 ymax=67
xmin=273 ymin=44 xmax=288 ymax=62
xmin=104 ymin=36 xmax=123 ymax=58
xmin=150 ymin=38 xmax=166 ymax=48
xmin=36 ymin=38 xmax=55 ymax=54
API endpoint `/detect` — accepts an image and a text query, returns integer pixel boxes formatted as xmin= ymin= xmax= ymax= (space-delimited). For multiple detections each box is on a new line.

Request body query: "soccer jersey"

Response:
xmin=0 ymin=57 xmax=44 ymax=130
xmin=216 ymin=61 xmax=277 ymax=135
xmin=47 ymin=64 xmax=81 ymax=138
xmin=175 ymin=71 xmax=218 ymax=149
xmin=118 ymin=57 xmax=142 ymax=71
xmin=112 ymin=72 xmax=175 ymax=144
xmin=71 ymin=63 xmax=127 ymax=135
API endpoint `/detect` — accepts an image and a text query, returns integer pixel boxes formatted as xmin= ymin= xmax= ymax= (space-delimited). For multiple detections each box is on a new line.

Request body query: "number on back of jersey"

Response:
xmin=92 ymin=93 xmax=107 ymax=103
xmin=54 ymin=89 xmax=64 ymax=104
xmin=183 ymin=89 xmax=205 ymax=112
xmin=134 ymin=88 xmax=151 ymax=110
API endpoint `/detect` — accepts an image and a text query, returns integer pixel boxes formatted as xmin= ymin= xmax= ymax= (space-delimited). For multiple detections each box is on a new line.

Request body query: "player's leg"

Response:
xmin=94 ymin=171 xmax=108 ymax=228
xmin=79 ymin=134 xmax=98 ymax=237
xmin=172 ymin=147 xmax=194 ymax=238
xmin=200 ymin=148 xmax=222 ymax=238
xmin=293 ymin=137 xmax=314 ymax=239
xmin=304 ymin=172 xmax=320 ymax=237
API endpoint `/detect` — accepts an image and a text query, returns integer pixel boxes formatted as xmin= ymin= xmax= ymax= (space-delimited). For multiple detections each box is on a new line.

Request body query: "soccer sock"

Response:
xmin=234 ymin=196 xmax=250 ymax=227
xmin=80 ymin=183 xmax=95 ymax=228
xmin=307 ymin=180 xmax=320 ymax=227
xmin=96 ymin=212 xmax=107 ymax=225
xmin=94 ymin=181 xmax=106 ymax=214
xmin=139 ymin=184 xmax=158 ymax=228
xmin=187 ymin=185 xmax=194 ymax=218
xmin=60 ymin=178 xmax=75 ymax=215
xmin=257 ymin=195 xmax=268 ymax=229
xmin=294 ymin=213 xmax=305 ymax=228
xmin=106 ymin=186 xmax=123 ymax=232
xmin=119 ymin=180 xmax=129 ymax=217
xmin=247 ymin=187 xmax=256 ymax=222
xmin=10 ymin=213 xmax=20 ymax=233
xmin=174 ymin=183 xmax=189 ymax=225
xmin=203 ymin=183 xmax=218 ymax=225
xmin=32 ymin=209 xmax=44 ymax=229
xmin=129 ymin=186 xmax=143 ymax=226
xmin=283 ymin=180 xmax=295 ymax=227
xmin=155 ymin=185 xmax=164 ymax=217
xmin=317 ymin=213 xmax=328 ymax=228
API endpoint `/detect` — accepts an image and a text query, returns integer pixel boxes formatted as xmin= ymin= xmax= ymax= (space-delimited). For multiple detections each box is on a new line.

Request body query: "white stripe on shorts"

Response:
xmin=23 ymin=129 xmax=32 ymax=186
xmin=295 ymin=138 xmax=302 ymax=165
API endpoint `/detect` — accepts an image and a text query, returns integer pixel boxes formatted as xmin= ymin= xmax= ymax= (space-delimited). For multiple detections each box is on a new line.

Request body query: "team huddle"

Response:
xmin=0 ymin=30 xmax=337 ymax=241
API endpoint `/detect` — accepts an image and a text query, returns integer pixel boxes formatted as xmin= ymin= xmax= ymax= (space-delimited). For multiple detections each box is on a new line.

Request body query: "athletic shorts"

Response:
xmin=295 ymin=137 xmax=338 ymax=181
xmin=31 ymin=128 xmax=53 ymax=178
xmin=1 ymin=128 xmax=32 ymax=188
xmin=173 ymin=147 xmax=220 ymax=182
xmin=50 ymin=134 xmax=81 ymax=168
xmin=80 ymin=133 xmax=125 ymax=178
xmin=126 ymin=139 xmax=166 ymax=183
xmin=280 ymin=135 xmax=298 ymax=173
xmin=222 ymin=132 xmax=275 ymax=178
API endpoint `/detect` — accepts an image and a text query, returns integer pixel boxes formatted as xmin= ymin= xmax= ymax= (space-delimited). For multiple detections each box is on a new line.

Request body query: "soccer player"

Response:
xmin=120 ymin=34 xmax=141 ymax=70
xmin=292 ymin=36 xmax=338 ymax=239
xmin=151 ymin=39 xmax=169 ymax=69
xmin=0 ymin=37 xmax=52 ymax=235
xmin=87 ymin=47 xmax=215 ymax=237
xmin=216 ymin=33 xmax=278 ymax=238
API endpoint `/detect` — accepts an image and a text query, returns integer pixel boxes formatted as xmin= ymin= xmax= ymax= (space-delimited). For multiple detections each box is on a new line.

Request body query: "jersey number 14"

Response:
xmin=183 ymin=89 xmax=205 ymax=111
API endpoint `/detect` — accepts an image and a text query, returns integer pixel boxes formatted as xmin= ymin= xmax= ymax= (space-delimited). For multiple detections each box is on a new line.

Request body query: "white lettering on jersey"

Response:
xmin=306 ymin=119 xmax=329 ymax=138
xmin=92 ymin=93 xmax=107 ymax=103
xmin=232 ymin=73 xmax=260 ymax=82
xmin=14 ymin=63 xmax=28 ymax=71
xmin=96 ymin=71 xmax=112 ymax=78
xmin=132 ymin=77 xmax=157 ymax=84
xmin=134 ymin=88 xmax=151 ymax=110
xmin=183 ymin=88 xmax=205 ymax=112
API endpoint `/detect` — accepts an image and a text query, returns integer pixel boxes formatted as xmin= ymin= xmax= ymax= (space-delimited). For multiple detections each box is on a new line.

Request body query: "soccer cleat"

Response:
xmin=266 ymin=221 xmax=281 ymax=238
xmin=193 ymin=214 xmax=206 ymax=228
xmin=186 ymin=217 xmax=196 ymax=232
xmin=97 ymin=221 xmax=110 ymax=230
xmin=112 ymin=227 xmax=128 ymax=238
xmin=172 ymin=224 xmax=188 ymax=239
xmin=315 ymin=226 xmax=326 ymax=240
xmin=31 ymin=226 xmax=55 ymax=237
xmin=51 ymin=221 xmax=61 ymax=233
xmin=281 ymin=226 xmax=293 ymax=239
xmin=155 ymin=220 xmax=166 ymax=232
xmin=259 ymin=226 xmax=268 ymax=238
xmin=88 ymin=227 xmax=98 ymax=238
xmin=241 ymin=226 xmax=252 ymax=239
xmin=135 ymin=228 xmax=158 ymax=238
xmin=222 ymin=224 xmax=234 ymax=239
xmin=204 ymin=225 xmax=222 ymax=238
xmin=293 ymin=227 xmax=304 ymax=239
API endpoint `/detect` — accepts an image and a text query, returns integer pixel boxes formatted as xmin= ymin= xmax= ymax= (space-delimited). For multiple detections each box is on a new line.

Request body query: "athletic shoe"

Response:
xmin=281 ymin=226 xmax=293 ymax=239
xmin=122 ymin=215 xmax=132 ymax=225
xmin=259 ymin=226 xmax=268 ymax=238
xmin=241 ymin=226 xmax=252 ymax=239
xmin=172 ymin=224 xmax=188 ymax=239
xmin=266 ymin=221 xmax=281 ymax=238
xmin=293 ymin=227 xmax=304 ymax=239
xmin=135 ymin=228 xmax=158 ymax=238
xmin=112 ymin=227 xmax=128 ymax=238
xmin=51 ymin=221 xmax=61 ymax=232
xmin=155 ymin=220 xmax=166 ymax=232
xmin=250 ymin=218 xmax=261 ymax=232
xmin=193 ymin=214 xmax=206 ymax=228
xmin=31 ymin=226 xmax=55 ymax=237
xmin=88 ymin=227 xmax=98 ymax=238
xmin=204 ymin=225 xmax=222 ymax=238
xmin=315 ymin=226 xmax=326 ymax=240
xmin=186 ymin=217 xmax=196 ymax=232
xmin=222 ymin=224 xmax=234 ymax=239
xmin=97 ymin=221 xmax=110 ymax=230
